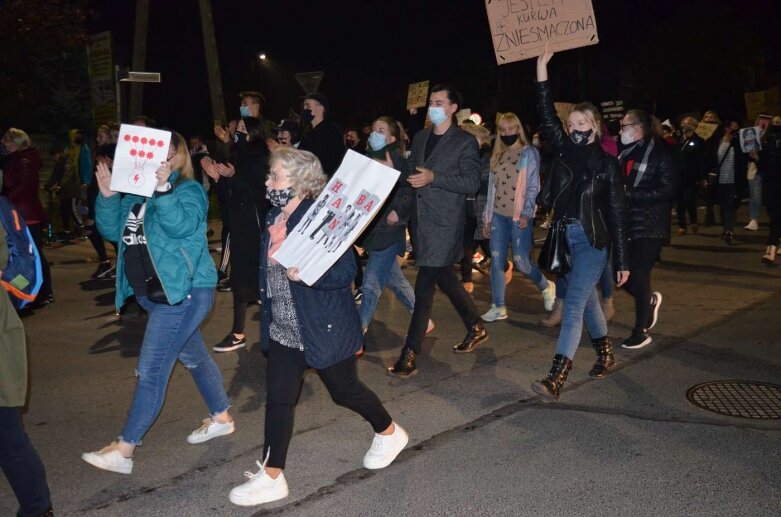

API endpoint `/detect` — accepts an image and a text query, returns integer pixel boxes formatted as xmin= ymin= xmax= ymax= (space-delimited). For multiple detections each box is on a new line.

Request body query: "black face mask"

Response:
xmin=234 ymin=132 xmax=248 ymax=145
xmin=500 ymin=134 xmax=518 ymax=147
xmin=302 ymin=109 xmax=315 ymax=123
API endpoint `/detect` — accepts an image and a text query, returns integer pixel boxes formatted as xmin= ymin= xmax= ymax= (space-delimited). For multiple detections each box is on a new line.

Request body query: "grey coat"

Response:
xmin=408 ymin=124 xmax=481 ymax=267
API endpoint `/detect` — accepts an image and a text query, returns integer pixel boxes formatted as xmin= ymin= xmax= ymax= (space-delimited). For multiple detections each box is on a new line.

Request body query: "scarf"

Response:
xmin=267 ymin=214 xmax=288 ymax=265
xmin=618 ymin=137 xmax=655 ymax=187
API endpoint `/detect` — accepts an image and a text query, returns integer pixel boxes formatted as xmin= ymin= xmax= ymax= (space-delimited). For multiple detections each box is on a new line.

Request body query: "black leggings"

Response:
xmin=766 ymin=202 xmax=781 ymax=247
xmin=231 ymin=292 xmax=253 ymax=335
xmin=676 ymin=187 xmax=698 ymax=228
xmin=624 ymin=238 xmax=664 ymax=334
xmin=404 ymin=265 xmax=480 ymax=354
xmin=264 ymin=340 xmax=392 ymax=469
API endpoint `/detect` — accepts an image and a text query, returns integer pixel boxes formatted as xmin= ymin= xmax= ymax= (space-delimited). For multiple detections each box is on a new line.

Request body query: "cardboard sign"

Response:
xmin=739 ymin=127 xmax=762 ymax=153
xmin=694 ymin=122 xmax=718 ymax=141
xmin=406 ymin=80 xmax=430 ymax=110
xmin=111 ymin=124 xmax=172 ymax=198
xmin=456 ymin=109 xmax=473 ymax=125
xmin=484 ymin=0 xmax=599 ymax=65
xmin=744 ymin=87 xmax=780 ymax=123
xmin=273 ymin=150 xmax=400 ymax=285
xmin=554 ymin=102 xmax=576 ymax=127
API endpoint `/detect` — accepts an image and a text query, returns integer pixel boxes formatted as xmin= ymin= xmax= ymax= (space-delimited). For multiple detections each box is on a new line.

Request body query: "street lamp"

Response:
xmin=114 ymin=66 xmax=162 ymax=123
xmin=257 ymin=51 xmax=267 ymax=61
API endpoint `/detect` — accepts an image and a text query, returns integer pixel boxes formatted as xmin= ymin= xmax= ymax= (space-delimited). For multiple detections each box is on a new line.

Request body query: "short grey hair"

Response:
xmin=270 ymin=148 xmax=327 ymax=199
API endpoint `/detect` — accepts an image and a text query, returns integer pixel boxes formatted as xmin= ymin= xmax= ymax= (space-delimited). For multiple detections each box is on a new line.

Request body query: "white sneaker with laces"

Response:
xmin=81 ymin=442 xmax=133 ymax=474
xmin=481 ymin=304 xmax=508 ymax=322
xmin=187 ymin=417 xmax=235 ymax=444
xmin=363 ymin=423 xmax=409 ymax=470
xmin=542 ymin=279 xmax=556 ymax=311
xmin=229 ymin=457 xmax=289 ymax=507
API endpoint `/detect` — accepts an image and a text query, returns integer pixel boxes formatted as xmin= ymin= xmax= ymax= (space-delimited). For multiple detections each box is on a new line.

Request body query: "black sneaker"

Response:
xmin=621 ymin=331 xmax=652 ymax=350
xmin=92 ymin=261 xmax=113 ymax=279
xmin=213 ymin=334 xmax=246 ymax=353
xmin=217 ymin=278 xmax=232 ymax=292
xmin=647 ymin=292 xmax=662 ymax=329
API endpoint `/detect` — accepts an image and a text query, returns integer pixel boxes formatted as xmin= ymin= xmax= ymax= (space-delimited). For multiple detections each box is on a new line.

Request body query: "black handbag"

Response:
xmin=144 ymin=276 xmax=170 ymax=304
xmin=538 ymin=218 xmax=571 ymax=275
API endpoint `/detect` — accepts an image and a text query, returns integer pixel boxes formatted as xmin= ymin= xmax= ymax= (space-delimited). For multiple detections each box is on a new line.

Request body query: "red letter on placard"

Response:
xmin=331 ymin=197 xmax=342 ymax=209
xmin=328 ymin=218 xmax=340 ymax=230
xmin=364 ymin=200 xmax=374 ymax=212
xmin=355 ymin=194 xmax=367 ymax=206
xmin=330 ymin=181 xmax=344 ymax=194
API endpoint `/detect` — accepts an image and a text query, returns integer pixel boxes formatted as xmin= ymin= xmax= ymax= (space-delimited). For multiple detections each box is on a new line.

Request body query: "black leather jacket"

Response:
xmin=535 ymin=80 xmax=628 ymax=271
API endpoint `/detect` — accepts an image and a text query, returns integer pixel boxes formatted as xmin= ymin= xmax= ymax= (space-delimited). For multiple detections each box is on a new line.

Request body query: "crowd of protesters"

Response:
xmin=2 ymin=46 xmax=781 ymax=513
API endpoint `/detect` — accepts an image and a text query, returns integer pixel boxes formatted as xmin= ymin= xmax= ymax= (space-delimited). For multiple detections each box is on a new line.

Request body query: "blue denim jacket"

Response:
xmin=96 ymin=173 xmax=217 ymax=309
xmin=259 ymin=199 xmax=363 ymax=368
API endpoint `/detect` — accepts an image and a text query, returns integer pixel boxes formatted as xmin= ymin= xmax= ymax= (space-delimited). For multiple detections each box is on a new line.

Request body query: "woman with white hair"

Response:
xmin=228 ymin=148 xmax=407 ymax=507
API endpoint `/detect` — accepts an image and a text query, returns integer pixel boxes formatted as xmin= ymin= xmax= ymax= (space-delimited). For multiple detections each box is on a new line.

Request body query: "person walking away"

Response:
xmin=675 ymin=116 xmax=707 ymax=236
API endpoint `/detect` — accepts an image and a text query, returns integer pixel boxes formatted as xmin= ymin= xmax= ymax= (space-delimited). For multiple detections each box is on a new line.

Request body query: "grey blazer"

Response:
xmin=408 ymin=124 xmax=481 ymax=267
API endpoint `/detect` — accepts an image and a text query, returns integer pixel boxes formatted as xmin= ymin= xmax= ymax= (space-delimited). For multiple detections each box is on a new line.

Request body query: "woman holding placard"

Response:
xmin=228 ymin=148 xmax=407 ymax=507
xmin=530 ymin=45 xmax=629 ymax=400
xmin=81 ymin=132 xmax=234 ymax=475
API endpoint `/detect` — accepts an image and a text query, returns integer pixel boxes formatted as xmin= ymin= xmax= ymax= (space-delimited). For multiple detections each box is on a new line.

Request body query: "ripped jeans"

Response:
xmin=119 ymin=288 xmax=230 ymax=445
xmin=489 ymin=213 xmax=548 ymax=307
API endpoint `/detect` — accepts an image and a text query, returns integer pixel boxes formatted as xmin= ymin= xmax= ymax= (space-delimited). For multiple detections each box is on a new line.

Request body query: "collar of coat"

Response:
xmin=422 ymin=123 xmax=458 ymax=165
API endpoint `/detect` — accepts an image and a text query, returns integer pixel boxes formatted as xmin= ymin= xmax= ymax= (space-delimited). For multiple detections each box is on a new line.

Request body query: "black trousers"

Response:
xmin=264 ymin=340 xmax=392 ymax=469
xmin=676 ymin=187 xmax=698 ymax=228
xmin=404 ymin=265 xmax=480 ymax=354
xmin=27 ymin=223 xmax=52 ymax=299
xmin=0 ymin=407 xmax=52 ymax=517
xmin=766 ymin=202 xmax=781 ymax=247
xmin=718 ymin=183 xmax=737 ymax=233
xmin=231 ymin=296 xmax=253 ymax=334
xmin=624 ymin=238 xmax=664 ymax=334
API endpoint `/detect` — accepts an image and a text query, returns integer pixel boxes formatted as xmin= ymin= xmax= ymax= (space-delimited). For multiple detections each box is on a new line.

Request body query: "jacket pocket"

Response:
xmin=179 ymin=247 xmax=194 ymax=277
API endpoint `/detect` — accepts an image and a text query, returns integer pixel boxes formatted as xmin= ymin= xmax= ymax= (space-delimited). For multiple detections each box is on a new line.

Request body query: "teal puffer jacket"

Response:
xmin=96 ymin=173 xmax=217 ymax=309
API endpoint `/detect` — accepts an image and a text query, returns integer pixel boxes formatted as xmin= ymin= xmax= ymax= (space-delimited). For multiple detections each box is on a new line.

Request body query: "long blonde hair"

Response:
xmin=491 ymin=112 xmax=528 ymax=171
xmin=170 ymin=132 xmax=194 ymax=179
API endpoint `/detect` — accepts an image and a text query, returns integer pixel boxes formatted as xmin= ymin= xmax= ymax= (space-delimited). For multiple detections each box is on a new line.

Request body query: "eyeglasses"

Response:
xmin=266 ymin=173 xmax=289 ymax=182
xmin=619 ymin=122 xmax=638 ymax=130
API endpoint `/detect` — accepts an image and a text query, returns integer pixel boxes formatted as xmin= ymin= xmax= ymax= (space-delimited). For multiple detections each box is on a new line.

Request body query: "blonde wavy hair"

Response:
xmin=491 ymin=112 xmax=529 ymax=171
xmin=170 ymin=132 xmax=194 ymax=179
xmin=270 ymin=148 xmax=327 ymax=198
xmin=4 ymin=128 xmax=31 ymax=150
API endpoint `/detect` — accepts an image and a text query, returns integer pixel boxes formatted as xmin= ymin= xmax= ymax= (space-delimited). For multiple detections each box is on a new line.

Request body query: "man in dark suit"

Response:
xmin=387 ymin=84 xmax=487 ymax=378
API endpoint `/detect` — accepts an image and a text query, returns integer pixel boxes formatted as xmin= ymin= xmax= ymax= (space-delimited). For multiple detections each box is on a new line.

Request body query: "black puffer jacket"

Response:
xmin=619 ymin=136 xmax=676 ymax=241
xmin=535 ymin=80 xmax=628 ymax=271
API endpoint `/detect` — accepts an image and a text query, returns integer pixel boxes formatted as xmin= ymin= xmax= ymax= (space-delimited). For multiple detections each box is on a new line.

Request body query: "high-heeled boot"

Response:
xmin=588 ymin=336 xmax=615 ymax=379
xmin=530 ymin=354 xmax=572 ymax=400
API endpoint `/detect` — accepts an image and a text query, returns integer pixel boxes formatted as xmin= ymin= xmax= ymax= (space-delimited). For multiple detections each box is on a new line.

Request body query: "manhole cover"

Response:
xmin=686 ymin=381 xmax=781 ymax=419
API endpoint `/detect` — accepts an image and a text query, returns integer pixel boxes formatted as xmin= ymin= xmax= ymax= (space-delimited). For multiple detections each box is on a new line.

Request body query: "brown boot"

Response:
xmin=540 ymin=299 xmax=563 ymax=327
xmin=588 ymin=336 xmax=615 ymax=379
xmin=531 ymin=354 xmax=573 ymax=400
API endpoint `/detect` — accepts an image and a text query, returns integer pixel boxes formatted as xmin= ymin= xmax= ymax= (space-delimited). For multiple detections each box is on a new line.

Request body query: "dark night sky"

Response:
xmin=88 ymin=0 xmax=781 ymax=136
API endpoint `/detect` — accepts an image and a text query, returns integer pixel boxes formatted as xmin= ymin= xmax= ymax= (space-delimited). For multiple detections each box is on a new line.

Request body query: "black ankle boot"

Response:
xmin=588 ymin=336 xmax=615 ymax=379
xmin=531 ymin=354 xmax=573 ymax=400
xmin=387 ymin=348 xmax=417 ymax=377
xmin=453 ymin=323 xmax=488 ymax=353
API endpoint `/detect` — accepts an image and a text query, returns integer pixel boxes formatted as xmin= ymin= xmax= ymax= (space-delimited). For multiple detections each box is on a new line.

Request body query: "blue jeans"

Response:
xmin=0 ymin=408 xmax=51 ymax=517
xmin=120 ymin=287 xmax=230 ymax=444
xmin=749 ymin=174 xmax=762 ymax=220
xmin=555 ymin=223 xmax=608 ymax=360
xmin=489 ymin=213 xmax=548 ymax=307
xmin=359 ymin=241 xmax=415 ymax=330
xmin=556 ymin=258 xmax=613 ymax=299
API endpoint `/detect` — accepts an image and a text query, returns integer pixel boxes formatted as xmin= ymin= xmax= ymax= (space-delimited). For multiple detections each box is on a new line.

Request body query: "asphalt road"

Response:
xmin=1 ymin=213 xmax=780 ymax=516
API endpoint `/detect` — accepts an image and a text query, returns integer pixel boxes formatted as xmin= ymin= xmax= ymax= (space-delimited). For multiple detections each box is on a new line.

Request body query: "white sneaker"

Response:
xmin=363 ymin=423 xmax=409 ymax=470
xmin=187 ymin=417 xmax=235 ymax=444
xmin=81 ymin=442 xmax=133 ymax=474
xmin=481 ymin=304 xmax=508 ymax=322
xmin=229 ymin=459 xmax=289 ymax=507
xmin=542 ymin=279 xmax=556 ymax=311
xmin=744 ymin=219 xmax=759 ymax=231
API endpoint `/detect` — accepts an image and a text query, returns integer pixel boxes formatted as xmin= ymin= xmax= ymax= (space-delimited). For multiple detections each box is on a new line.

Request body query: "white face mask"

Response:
xmin=620 ymin=126 xmax=640 ymax=145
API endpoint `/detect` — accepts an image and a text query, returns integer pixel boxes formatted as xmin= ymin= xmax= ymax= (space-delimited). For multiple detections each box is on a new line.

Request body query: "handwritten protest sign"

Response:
xmin=694 ymin=122 xmax=718 ymax=141
xmin=484 ymin=0 xmax=599 ymax=64
xmin=407 ymin=80 xmax=430 ymax=110
xmin=273 ymin=150 xmax=400 ymax=285
xmin=111 ymin=124 xmax=172 ymax=198
xmin=600 ymin=100 xmax=625 ymax=122
xmin=739 ymin=127 xmax=762 ymax=153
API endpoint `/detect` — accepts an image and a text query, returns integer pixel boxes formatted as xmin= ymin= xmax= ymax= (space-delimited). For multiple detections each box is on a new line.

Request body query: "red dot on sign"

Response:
xmin=157 ymin=141 xmax=164 ymax=147
xmin=147 ymin=152 xmax=154 ymax=159
xmin=149 ymin=139 xmax=156 ymax=146
xmin=130 ymin=149 xmax=137 ymax=156
xmin=141 ymin=137 xmax=148 ymax=145
xmin=138 ymin=151 xmax=146 ymax=158
xmin=124 ymin=134 xmax=131 ymax=141
xmin=132 ymin=136 xmax=139 ymax=143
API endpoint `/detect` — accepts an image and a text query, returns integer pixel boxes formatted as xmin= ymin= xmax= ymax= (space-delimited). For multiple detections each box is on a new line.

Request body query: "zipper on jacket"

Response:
xmin=552 ymin=159 xmax=574 ymax=217
xmin=179 ymin=247 xmax=194 ymax=276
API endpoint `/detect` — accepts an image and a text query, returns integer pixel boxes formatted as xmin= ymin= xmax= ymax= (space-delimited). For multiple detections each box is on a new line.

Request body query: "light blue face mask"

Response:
xmin=368 ymin=131 xmax=387 ymax=151
xmin=428 ymin=106 xmax=448 ymax=126
xmin=239 ymin=106 xmax=251 ymax=118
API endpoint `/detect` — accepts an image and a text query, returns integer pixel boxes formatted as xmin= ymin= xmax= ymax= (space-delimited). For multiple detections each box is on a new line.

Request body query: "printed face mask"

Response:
xmin=428 ymin=106 xmax=448 ymax=126
xmin=266 ymin=187 xmax=296 ymax=208
xmin=368 ymin=131 xmax=387 ymax=151
xmin=500 ymin=134 xmax=518 ymax=147
xmin=570 ymin=128 xmax=593 ymax=146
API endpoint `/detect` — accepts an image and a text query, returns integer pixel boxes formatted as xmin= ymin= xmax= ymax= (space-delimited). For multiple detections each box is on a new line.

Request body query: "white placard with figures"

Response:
xmin=273 ymin=150 xmax=400 ymax=286
xmin=111 ymin=124 xmax=172 ymax=198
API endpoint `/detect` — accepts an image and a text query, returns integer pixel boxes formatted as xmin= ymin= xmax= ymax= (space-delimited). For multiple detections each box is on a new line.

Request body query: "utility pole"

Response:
xmin=128 ymin=0 xmax=150 ymax=121
xmin=198 ymin=0 xmax=227 ymax=126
